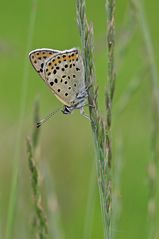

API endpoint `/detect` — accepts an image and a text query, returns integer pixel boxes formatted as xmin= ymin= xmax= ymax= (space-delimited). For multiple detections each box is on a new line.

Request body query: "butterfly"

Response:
xmin=29 ymin=48 xmax=88 ymax=127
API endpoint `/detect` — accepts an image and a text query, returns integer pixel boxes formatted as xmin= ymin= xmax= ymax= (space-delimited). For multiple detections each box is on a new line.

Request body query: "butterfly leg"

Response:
xmin=80 ymin=107 xmax=90 ymax=120
xmin=85 ymin=103 xmax=95 ymax=108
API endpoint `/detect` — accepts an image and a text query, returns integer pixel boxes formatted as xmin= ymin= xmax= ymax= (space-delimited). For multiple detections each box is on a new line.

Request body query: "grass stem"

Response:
xmin=27 ymin=99 xmax=48 ymax=239
xmin=130 ymin=1 xmax=159 ymax=238
xmin=5 ymin=1 xmax=38 ymax=238
xmin=77 ymin=0 xmax=116 ymax=238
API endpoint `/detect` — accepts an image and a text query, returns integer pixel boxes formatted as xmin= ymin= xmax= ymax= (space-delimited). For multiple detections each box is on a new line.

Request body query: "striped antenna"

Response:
xmin=36 ymin=107 xmax=63 ymax=128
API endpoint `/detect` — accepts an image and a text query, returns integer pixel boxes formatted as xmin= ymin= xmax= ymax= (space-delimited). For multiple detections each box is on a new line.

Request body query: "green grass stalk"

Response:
xmin=130 ymin=0 xmax=159 ymax=111
xmin=130 ymin=1 xmax=159 ymax=238
xmin=105 ymin=0 xmax=116 ymax=234
xmin=77 ymin=0 xmax=116 ymax=238
xmin=112 ymin=137 xmax=123 ymax=239
xmin=5 ymin=1 xmax=38 ymax=239
xmin=27 ymin=99 xmax=48 ymax=239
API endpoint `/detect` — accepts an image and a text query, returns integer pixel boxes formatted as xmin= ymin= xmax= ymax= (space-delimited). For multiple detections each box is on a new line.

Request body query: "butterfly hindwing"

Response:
xmin=44 ymin=48 xmax=85 ymax=106
xmin=29 ymin=48 xmax=60 ymax=80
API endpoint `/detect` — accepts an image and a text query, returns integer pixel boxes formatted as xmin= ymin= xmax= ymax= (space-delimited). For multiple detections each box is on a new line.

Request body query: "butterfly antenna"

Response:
xmin=36 ymin=107 xmax=63 ymax=128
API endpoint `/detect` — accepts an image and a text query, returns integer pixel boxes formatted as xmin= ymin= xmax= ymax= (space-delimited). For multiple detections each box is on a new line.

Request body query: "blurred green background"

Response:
xmin=0 ymin=0 xmax=159 ymax=239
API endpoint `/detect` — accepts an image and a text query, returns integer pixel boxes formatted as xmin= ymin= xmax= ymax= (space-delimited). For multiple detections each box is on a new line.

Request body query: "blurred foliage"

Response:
xmin=0 ymin=0 xmax=159 ymax=239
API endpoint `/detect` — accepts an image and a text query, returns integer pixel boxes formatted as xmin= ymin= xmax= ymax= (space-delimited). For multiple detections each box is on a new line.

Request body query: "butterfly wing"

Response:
xmin=29 ymin=48 xmax=60 ymax=80
xmin=44 ymin=48 xmax=85 ymax=107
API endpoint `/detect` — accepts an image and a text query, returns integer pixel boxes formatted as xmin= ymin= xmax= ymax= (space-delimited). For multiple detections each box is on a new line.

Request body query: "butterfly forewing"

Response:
xmin=29 ymin=48 xmax=60 ymax=80
xmin=44 ymin=48 xmax=85 ymax=107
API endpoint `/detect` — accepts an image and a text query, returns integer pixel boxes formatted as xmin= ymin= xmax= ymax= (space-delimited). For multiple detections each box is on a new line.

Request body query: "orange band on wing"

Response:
xmin=47 ymin=54 xmax=78 ymax=70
